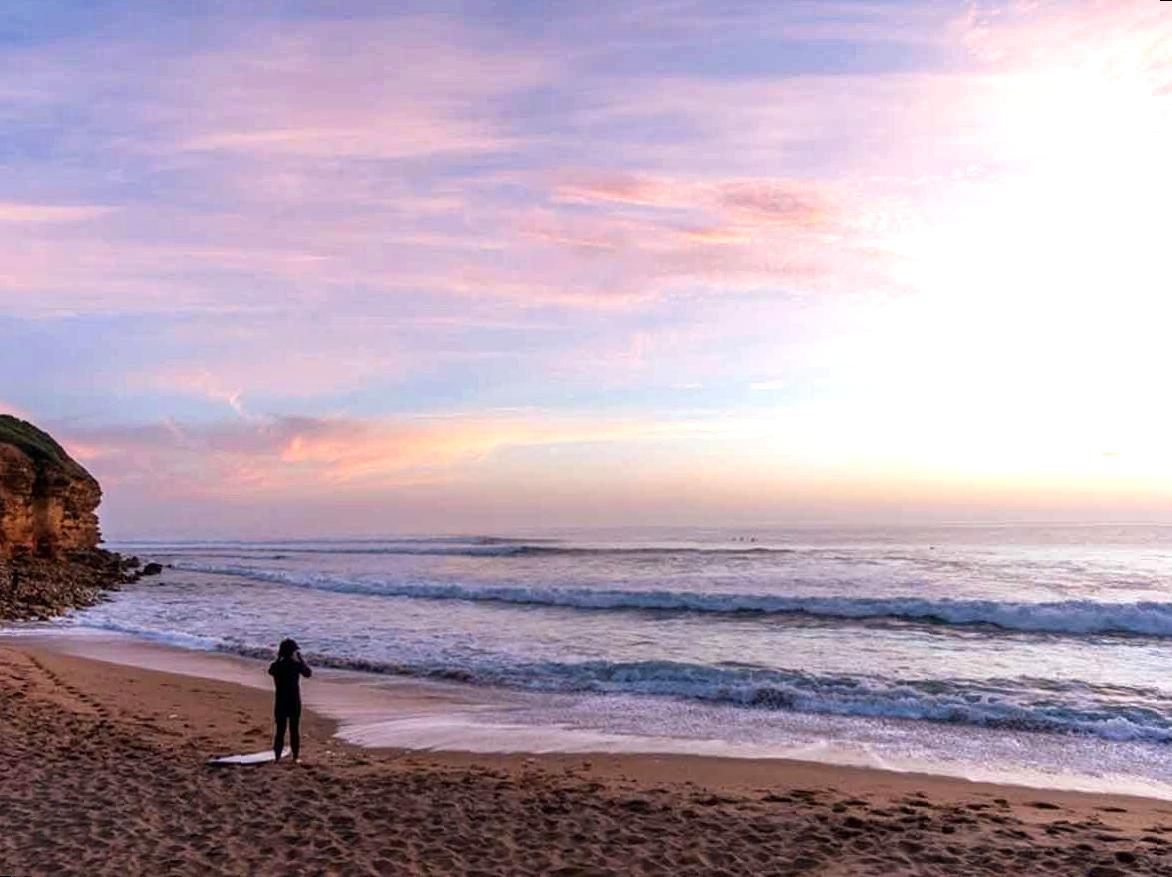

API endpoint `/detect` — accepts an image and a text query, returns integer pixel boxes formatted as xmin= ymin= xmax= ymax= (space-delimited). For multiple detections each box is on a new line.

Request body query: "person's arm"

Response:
xmin=294 ymin=650 xmax=312 ymax=678
xmin=268 ymin=661 xmax=278 ymax=678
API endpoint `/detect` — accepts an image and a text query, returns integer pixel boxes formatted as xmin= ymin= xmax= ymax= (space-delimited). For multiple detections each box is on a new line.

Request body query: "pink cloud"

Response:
xmin=0 ymin=203 xmax=114 ymax=223
xmin=527 ymin=172 xmax=897 ymax=303
xmin=166 ymin=16 xmax=552 ymax=161
xmin=60 ymin=411 xmax=718 ymax=499
xmin=0 ymin=226 xmax=337 ymax=314
xmin=715 ymin=180 xmax=834 ymax=228
xmin=134 ymin=343 xmax=405 ymax=402
xmin=552 ymin=175 xmax=689 ymax=209
xmin=553 ymin=174 xmax=836 ymax=229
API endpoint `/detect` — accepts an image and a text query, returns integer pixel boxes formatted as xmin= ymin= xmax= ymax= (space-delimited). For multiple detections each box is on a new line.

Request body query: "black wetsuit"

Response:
xmin=268 ymin=655 xmax=311 ymax=760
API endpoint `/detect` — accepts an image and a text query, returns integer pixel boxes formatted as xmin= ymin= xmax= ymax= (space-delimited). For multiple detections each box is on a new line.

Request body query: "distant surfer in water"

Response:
xmin=268 ymin=638 xmax=311 ymax=763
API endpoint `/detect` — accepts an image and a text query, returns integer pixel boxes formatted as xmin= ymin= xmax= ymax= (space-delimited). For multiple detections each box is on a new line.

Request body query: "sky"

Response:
xmin=2 ymin=0 xmax=1171 ymax=537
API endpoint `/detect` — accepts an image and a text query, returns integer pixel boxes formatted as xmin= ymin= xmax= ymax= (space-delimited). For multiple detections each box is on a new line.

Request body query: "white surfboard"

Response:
xmin=207 ymin=748 xmax=290 ymax=766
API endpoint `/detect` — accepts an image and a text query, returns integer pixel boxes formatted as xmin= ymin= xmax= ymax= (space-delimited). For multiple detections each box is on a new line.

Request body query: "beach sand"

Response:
xmin=2 ymin=643 xmax=1171 ymax=875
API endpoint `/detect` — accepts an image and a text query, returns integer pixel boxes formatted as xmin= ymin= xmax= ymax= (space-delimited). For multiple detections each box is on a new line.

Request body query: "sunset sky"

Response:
xmin=3 ymin=0 xmax=1170 ymax=537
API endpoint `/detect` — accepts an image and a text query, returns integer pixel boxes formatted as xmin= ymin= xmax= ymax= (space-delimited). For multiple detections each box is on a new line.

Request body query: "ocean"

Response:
xmin=48 ymin=525 xmax=1172 ymax=795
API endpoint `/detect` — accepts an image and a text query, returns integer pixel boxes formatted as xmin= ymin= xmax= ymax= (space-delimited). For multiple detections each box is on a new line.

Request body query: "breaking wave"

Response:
xmin=58 ymin=616 xmax=1172 ymax=745
xmin=171 ymin=561 xmax=1172 ymax=638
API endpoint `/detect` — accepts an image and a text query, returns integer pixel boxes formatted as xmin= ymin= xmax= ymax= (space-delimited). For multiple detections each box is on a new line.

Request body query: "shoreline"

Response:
xmin=3 ymin=640 xmax=1171 ymax=874
xmin=12 ymin=623 xmax=1172 ymax=802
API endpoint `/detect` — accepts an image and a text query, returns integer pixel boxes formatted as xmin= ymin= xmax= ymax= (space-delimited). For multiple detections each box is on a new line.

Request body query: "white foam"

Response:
xmin=171 ymin=561 xmax=1172 ymax=638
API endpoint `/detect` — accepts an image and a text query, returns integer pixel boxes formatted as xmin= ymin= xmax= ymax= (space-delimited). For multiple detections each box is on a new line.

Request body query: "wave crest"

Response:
xmin=59 ymin=616 xmax=1172 ymax=745
xmin=172 ymin=561 xmax=1172 ymax=638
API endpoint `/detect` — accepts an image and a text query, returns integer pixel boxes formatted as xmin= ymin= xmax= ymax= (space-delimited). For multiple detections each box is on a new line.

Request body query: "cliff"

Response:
xmin=0 ymin=415 xmax=138 ymax=619
xmin=0 ymin=415 xmax=102 ymax=559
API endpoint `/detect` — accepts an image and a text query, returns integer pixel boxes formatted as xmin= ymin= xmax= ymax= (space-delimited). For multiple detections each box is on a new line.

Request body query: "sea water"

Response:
xmin=50 ymin=525 xmax=1172 ymax=793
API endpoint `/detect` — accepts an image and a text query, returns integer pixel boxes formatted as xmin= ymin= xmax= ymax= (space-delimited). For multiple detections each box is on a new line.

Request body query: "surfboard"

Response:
xmin=207 ymin=748 xmax=290 ymax=766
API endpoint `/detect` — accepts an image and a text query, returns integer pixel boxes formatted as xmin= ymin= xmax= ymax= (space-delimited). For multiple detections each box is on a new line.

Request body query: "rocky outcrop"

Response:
xmin=0 ymin=414 xmax=135 ymax=619
xmin=0 ymin=415 xmax=102 ymax=559
xmin=0 ymin=554 xmax=137 ymax=620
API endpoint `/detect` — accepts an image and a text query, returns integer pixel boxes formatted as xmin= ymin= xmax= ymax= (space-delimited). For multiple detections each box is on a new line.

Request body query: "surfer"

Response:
xmin=268 ymin=638 xmax=312 ymax=763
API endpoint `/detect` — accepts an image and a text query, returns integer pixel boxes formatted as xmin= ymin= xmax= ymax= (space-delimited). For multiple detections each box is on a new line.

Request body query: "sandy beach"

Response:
xmin=2 ymin=642 xmax=1170 ymax=875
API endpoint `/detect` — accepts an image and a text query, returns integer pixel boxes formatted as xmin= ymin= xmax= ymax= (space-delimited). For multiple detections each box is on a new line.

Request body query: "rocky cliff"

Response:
xmin=1 ymin=415 xmax=137 ymax=619
xmin=0 ymin=415 xmax=102 ymax=559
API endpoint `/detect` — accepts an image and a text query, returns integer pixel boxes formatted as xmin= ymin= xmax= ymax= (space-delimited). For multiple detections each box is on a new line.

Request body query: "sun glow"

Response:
xmin=843 ymin=18 xmax=1172 ymax=491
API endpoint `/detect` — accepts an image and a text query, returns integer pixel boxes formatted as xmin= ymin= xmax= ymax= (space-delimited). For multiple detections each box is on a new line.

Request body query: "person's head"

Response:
xmin=278 ymin=638 xmax=299 ymax=659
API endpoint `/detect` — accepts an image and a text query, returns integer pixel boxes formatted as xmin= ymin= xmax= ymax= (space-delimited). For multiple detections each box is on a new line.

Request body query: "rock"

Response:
xmin=0 ymin=414 xmax=125 ymax=620
xmin=141 ymin=562 xmax=164 ymax=576
xmin=0 ymin=415 xmax=101 ymax=559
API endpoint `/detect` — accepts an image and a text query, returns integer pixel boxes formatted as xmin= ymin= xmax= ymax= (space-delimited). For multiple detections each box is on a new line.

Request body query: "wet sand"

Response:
xmin=2 ymin=643 xmax=1172 ymax=875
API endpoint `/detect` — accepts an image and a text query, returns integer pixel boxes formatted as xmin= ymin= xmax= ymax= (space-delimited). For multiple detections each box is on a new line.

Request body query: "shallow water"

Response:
xmin=48 ymin=524 xmax=1172 ymax=792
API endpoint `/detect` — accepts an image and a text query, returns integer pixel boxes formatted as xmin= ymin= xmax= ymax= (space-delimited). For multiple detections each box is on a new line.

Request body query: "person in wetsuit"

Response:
xmin=268 ymin=638 xmax=312 ymax=763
